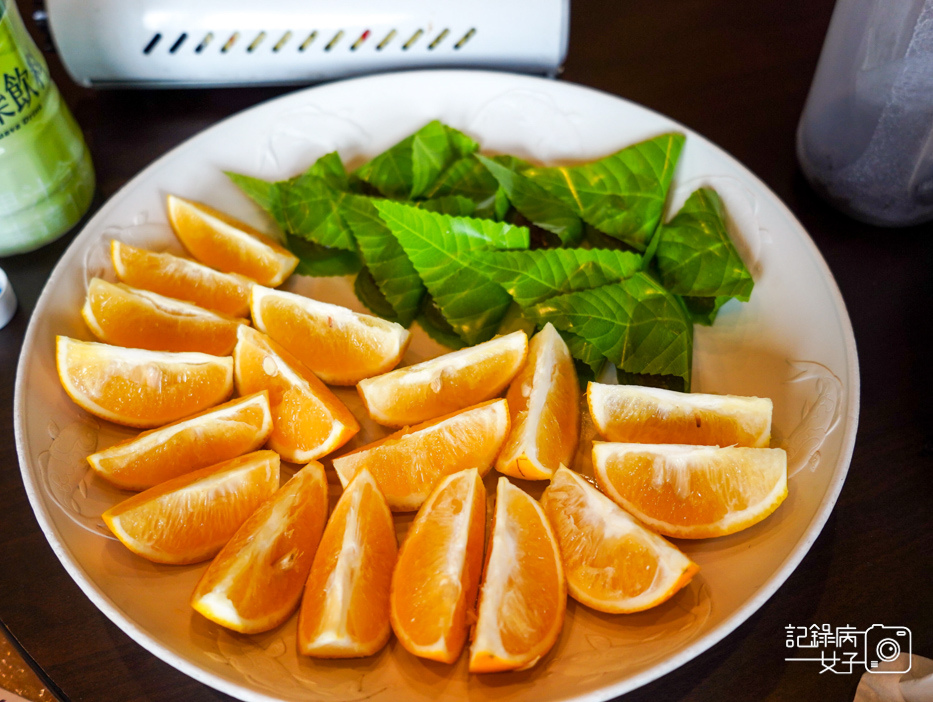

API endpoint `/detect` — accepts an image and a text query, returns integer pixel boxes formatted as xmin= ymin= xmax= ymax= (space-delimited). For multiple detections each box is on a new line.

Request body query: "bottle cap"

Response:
xmin=0 ymin=268 xmax=19 ymax=329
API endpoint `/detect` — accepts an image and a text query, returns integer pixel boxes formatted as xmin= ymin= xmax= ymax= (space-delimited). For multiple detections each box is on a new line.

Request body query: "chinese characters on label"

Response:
xmin=0 ymin=50 xmax=48 ymax=128
xmin=785 ymin=624 xmax=912 ymax=674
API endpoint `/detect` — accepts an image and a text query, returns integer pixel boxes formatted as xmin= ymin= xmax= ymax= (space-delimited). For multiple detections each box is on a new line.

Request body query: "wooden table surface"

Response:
xmin=1 ymin=1 xmax=931 ymax=700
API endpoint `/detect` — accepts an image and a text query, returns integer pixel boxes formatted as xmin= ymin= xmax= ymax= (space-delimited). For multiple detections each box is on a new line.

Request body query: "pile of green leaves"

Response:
xmin=228 ymin=121 xmax=754 ymax=392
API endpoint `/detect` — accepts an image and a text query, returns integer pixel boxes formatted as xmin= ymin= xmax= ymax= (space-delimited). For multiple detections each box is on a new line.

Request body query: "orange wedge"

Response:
xmin=81 ymin=277 xmax=248 ymax=356
xmin=588 ymin=383 xmax=773 ymax=448
xmin=56 ymin=336 xmax=233 ymax=429
xmin=233 ymin=326 xmax=359 ymax=463
xmin=166 ymin=194 xmax=298 ymax=287
xmin=390 ymin=468 xmax=486 ymax=663
xmin=593 ymin=443 xmax=788 ymax=539
xmin=541 ymin=467 xmax=698 ymax=613
xmin=111 ymin=241 xmax=253 ymax=318
xmin=496 ymin=323 xmax=579 ymax=480
xmin=250 ymin=285 xmax=411 ymax=386
xmin=332 ymin=399 xmax=510 ymax=512
xmin=102 ymin=450 xmax=279 ymax=565
xmin=298 ymin=469 xmax=397 ymax=658
xmin=470 ymin=477 xmax=566 ymax=673
xmin=87 ymin=391 xmax=273 ymax=491
xmin=357 ymin=330 xmax=527 ymax=427
xmin=191 ymin=461 xmax=329 ymax=634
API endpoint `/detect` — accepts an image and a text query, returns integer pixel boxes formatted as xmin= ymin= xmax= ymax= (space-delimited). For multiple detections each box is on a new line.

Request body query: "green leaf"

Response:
xmin=561 ymin=330 xmax=608 ymax=379
xmin=287 ymin=236 xmax=361 ymax=277
xmin=340 ymin=195 xmax=425 ymax=327
xmin=526 ymin=273 xmax=693 ymax=388
xmin=654 ymin=187 xmax=754 ymax=300
xmin=470 ymin=248 xmax=642 ymax=308
xmin=416 ymin=195 xmax=476 ymax=217
xmin=417 ymin=296 xmax=467 ymax=349
xmin=681 ymin=294 xmax=732 ymax=325
xmin=226 ymin=171 xmax=286 ymax=229
xmin=374 ymin=200 xmax=529 ymax=345
xmin=279 ymin=177 xmax=357 ymax=251
xmin=353 ymin=121 xmax=479 ymax=200
xmin=521 ymin=133 xmax=685 ymax=251
xmin=426 ymin=155 xmax=513 ymax=220
xmin=476 ymin=154 xmax=583 ymax=244
xmin=228 ymin=153 xmax=359 ymax=252
xmin=354 ymin=266 xmax=400 ymax=322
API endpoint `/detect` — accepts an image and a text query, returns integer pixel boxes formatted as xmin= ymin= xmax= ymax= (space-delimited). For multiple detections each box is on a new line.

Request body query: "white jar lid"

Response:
xmin=0 ymin=268 xmax=19 ymax=329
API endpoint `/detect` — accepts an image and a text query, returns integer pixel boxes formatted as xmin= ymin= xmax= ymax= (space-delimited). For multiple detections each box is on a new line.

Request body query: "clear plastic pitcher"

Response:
xmin=797 ymin=0 xmax=933 ymax=227
xmin=0 ymin=0 xmax=94 ymax=255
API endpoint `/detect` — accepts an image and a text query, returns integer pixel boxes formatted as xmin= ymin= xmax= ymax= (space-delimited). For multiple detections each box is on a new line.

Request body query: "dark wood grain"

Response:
xmin=1 ymin=1 xmax=931 ymax=700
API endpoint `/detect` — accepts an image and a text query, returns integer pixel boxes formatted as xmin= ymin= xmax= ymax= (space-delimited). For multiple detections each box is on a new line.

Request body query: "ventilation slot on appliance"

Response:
xmin=376 ymin=29 xmax=396 ymax=50
xmin=454 ymin=28 xmax=476 ymax=49
xmin=143 ymin=33 xmax=162 ymax=54
xmin=428 ymin=29 xmax=449 ymax=50
xmin=402 ymin=29 xmax=423 ymax=50
xmin=299 ymin=31 xmax=318 ymax=51
xmin=247 ymin=32 xmax=267 ymax=52
xmin=195 ymin=32 xmax=214 ymax=53
xmin=324 ymin=30 xmax=344 ymax=51
xmin=273 ymin=31 xmax=292 ymax=52
xmin=351 ymin=30 xmax=370 ymax=51
xmin=221 ymin=32 xmax=240 ymax=53
xmin=169 ymin=33 xmax=188 ymax=54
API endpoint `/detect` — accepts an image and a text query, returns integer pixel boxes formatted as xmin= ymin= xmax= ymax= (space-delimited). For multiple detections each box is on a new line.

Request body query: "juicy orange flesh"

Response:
xmin=103 ymin=451 xmax=279 ymax=564
xmin=499 ymin=326 xmax=578 ymax=478
xmin=495 ymin=492 xmax=563 ymax=656
xmin=83 ymin=279 xmax=246 ymax=356
xmin=391 ymin=470 xmax=485 ymax=659
xmin=89 ymin=392 xmax=271 ymax=490
xmin=192 ymin=462 xmax=328 ymax=630
xmin=234 ymin=327 xmax=358 ymax=460
xmin=255 ymin=295 xmax=403 ymax=384
xmin=169 ymin=197 xmax=296 ymax=286
xmin=600 ymin=450 xmax=780 ymax=527
xmin=332 ymin=400 xmax=508 ymax=511
xmin=541 ymin=473 xmax=657 ymax=600
xmin=112 ymin=241 xmax=252 ymax=318
xmin=299 ymin=474 xmax=396 ymax=655
xmin=58 ymin=338 xmax=233 ymax=428
xmin=359 ymin=332 xmax=526 ymax=425
xmin=594 ymin=394 xmax=767 ymax=447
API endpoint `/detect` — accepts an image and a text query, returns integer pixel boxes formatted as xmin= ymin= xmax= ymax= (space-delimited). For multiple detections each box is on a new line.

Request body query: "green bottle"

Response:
xmin=0 ymin=0 xmax=94 ymax=255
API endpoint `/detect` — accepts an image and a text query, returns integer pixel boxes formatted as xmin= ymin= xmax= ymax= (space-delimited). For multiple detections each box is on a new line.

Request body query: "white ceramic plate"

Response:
xmin=14 ymin=70 xmax=859 ymax=702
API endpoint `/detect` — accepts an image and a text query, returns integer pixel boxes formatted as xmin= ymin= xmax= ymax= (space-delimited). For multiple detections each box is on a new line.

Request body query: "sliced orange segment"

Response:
xmin=233 ymin=326 xmax=359 ymax=463
xmin=102 ymin=450 xmax=279 ymax=565
xmin=541 ymin=467 xmax=698 ymax=613
xmin=56 ymin=336 xmax=233 ymax=429
xmin=470 ymin=477 xmax=566 ymax=673
xmin=298 ymin=469 xmax=397 ymax=658
xmin=87 ymin=391 xmax=273 ymax=491
xmin=390 ymin=468 xmax=485 ymax=663
xmin=191 ymin=461 xmax=329 ymax=634
xmin=496 ymin=323 xmax=579 ymax=480
xmin=111 ymin=240 xmax=253 ymax=317
xmin=357 ymin=330 xmax=527 ymax=427
xmin=332 ymin=399 xmax=510 ymax=512
xmin=593 ymin=442 xmax=788 ymax=539
xmin=166 ymin=194 xmax=298 ymax=287
xmin=588 ymin=383 xmax=773 ymax=448
xmin=81 ymin=277 xmax=247 ymax=356
xmin=250 ymin=285 xmax=411 ymax=386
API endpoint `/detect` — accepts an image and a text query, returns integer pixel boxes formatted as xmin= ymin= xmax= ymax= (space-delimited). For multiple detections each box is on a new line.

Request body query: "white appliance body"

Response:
xmin=44 ymin=0 xmax=570 ymax=88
